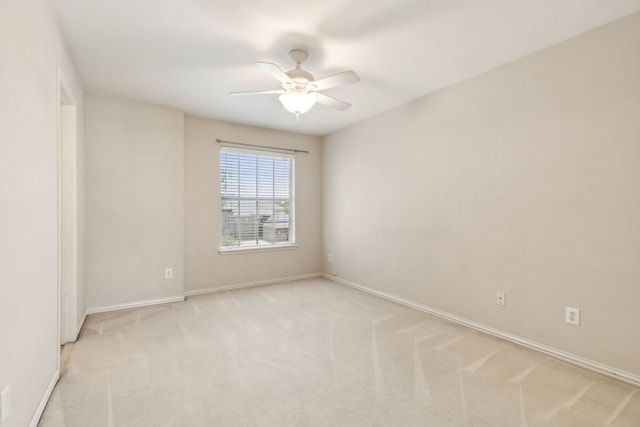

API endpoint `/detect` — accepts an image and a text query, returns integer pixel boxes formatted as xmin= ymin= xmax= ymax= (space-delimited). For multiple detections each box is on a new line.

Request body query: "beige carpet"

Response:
xmin=40 ymin=278 xmax=639 ymax=426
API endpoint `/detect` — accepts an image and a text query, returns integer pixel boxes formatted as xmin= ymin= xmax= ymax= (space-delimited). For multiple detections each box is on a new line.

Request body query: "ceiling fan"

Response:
xmin=230 ymin=49 xmax=360 ymax=117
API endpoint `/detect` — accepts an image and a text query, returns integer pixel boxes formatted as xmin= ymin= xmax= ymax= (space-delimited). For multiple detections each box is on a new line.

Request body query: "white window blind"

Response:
xmin=220 ymin=146 xmax=295 ymax=251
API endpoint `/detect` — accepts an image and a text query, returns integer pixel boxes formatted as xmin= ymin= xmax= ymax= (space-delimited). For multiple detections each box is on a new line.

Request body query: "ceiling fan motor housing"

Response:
xmin=286 ymin=69 xmax=314 ymax=86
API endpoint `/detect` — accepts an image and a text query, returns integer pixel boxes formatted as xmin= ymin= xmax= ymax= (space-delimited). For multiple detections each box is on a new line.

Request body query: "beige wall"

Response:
xmin=184 ymin=116 xmax=323 ymax=292
xmin=86 ymin=94 xmax=184 ymax=308
xmin=0 ymin=0 xmax=85 ymax=425
xmin=323 ymin=12 xmax=640 ymax=376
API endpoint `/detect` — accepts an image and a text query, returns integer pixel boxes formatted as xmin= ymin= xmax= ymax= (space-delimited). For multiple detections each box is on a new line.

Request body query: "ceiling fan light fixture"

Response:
xmin=279 ymin=91 xmax=317 ymax=115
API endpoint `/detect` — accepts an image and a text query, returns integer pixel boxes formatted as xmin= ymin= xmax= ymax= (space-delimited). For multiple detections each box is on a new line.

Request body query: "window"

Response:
xmin=220 ymin=146 xmax=295 ymax=251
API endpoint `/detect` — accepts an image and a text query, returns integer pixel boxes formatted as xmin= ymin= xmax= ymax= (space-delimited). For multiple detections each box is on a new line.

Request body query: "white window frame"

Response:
xmin=219 ymin=145 xmax=296 ymax=253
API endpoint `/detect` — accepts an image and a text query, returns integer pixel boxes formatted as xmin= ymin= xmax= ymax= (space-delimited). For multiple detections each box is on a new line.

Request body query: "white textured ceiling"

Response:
xmin=53 ymin=0 xmax=640 ymax=136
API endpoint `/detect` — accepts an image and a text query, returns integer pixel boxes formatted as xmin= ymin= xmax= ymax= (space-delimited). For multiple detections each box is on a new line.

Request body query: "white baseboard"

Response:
xmin=184 ymin=272 xmax=322 ymax=297
xmin=322 ymin=273 xmax=640 ymax=388
xmin=30 ymin=369 xmax=60 ymax=427
xmin=86 ymin=295 xmax=185 ymax=315
xmin=74 ymin=310 xmax=87 ymax=341
xmin=85 ymin=273 xmax=323 ymax=314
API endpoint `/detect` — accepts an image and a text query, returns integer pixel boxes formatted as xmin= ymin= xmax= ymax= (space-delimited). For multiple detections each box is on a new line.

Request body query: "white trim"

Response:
xmin=57 ymin=67 xmax=79 ymax=348
xmin=73 ymin=311 xmax=87 ymax=342
xmin=30 ymin=369 xmax=60 ymax=427
xmin=219 ymin=244 xmax=298 ymax=255
xmin=86 ymin=295 xmax=185 ymax=315
xmin=184 ymin=273 xmax=322 ymax=296
xmin=57 ymin=69 xmax=77 ymax=105
xmin=322 ymin=274 xmax=640 ymax=388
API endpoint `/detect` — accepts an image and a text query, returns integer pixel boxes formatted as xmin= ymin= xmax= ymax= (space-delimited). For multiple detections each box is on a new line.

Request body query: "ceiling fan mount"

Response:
xmin=230 ymin=49 xmax=360 ymax=116
xmin=284 ymin=50 xmax=321 ymax=93
xmin=288 ymin=49 xmax=309 ymax=66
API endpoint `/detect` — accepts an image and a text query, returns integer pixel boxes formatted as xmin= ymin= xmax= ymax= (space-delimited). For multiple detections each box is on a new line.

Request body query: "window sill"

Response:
xmin=219 ymin=244 xmax=298 ymax=255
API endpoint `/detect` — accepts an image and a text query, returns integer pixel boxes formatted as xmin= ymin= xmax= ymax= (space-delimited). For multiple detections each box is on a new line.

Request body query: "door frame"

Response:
xmin=57 ymin=69 xmax=78 ymax=358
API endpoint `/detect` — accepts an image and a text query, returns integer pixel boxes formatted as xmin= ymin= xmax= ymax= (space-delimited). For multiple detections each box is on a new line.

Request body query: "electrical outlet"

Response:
xmin=164 ymin=268 xmax=173 ymax=280
xmin=565 ymin=306 xmax=580 ymax=326
xmin=496 ymin=291 xmax=505 ymax=306
xmin=1 ymin=384 xmax=10 ymax=423
xmin=328 ymin=253 xmax=332 ymax=263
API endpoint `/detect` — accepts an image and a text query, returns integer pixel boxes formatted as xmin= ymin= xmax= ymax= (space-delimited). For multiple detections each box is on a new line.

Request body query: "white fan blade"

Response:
xmin=312 ymin=70 xmax=360 ymax=91
xmin=315 ymin=93 xmax=351 ymax=111
xmin=229 ymin=89 xmax=286 ymax=96
xmin=257 ymin=62 xmax=294 ymax=84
